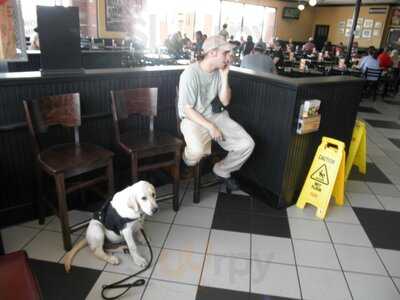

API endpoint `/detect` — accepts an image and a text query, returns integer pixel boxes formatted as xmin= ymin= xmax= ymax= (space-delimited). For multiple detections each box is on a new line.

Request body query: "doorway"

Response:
xmin=314 ymin=25 xmax=329 ymax=51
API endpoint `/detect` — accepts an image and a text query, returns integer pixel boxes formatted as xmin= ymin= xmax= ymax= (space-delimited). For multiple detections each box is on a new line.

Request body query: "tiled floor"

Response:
xmin=3 ymin=97 xmax=400 ymax=299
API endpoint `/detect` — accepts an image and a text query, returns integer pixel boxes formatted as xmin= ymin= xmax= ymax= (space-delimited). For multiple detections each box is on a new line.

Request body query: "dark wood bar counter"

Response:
xmin=0 ymin=66 xmax=364 ymax=226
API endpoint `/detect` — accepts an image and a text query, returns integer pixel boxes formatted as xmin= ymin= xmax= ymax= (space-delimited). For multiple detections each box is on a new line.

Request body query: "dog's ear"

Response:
xmin=127 ymin=186 xmax=140 ymax=212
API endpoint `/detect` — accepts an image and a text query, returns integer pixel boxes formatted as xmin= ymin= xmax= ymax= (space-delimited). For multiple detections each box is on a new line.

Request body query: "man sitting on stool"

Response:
xmin=178 ymin=35 xmax=255 ymax=191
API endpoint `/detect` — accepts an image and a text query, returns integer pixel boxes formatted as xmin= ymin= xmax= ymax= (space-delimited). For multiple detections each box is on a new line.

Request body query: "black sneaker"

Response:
xmin=215 ymin=175 xmax=240 ymax=194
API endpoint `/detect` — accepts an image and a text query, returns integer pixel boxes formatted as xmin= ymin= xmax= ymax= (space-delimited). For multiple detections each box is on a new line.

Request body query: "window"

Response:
xmin=21 ymin=0 xmax=97 ymax=39
xmin=220 ymin=1 xmax=276 ymax=43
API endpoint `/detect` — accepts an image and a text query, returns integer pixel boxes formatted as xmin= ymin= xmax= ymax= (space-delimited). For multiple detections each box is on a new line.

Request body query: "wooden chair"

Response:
xmin=363 ymin=67 xmax=383 ymax=101
xmin=174 ymin=88 xmax=226 ymax=204
xmin=23 ymin=93 xmax=114 ymax=250
xmin=111 ymin=87 xmax=183 ymax=211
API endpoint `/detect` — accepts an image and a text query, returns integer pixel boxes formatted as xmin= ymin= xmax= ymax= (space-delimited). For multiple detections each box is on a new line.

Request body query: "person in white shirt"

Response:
xmin=219 ymin=24 xmax=229 ymax=41
xmin=29 ymin=27 xmax=40 ymax=50
xmin=358 ymin=46 xmax=380 ymax=80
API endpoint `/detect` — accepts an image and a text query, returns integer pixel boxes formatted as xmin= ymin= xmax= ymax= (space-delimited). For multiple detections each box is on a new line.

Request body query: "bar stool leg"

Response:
xmin=131 ymin=153 xmax=138 ymax=184
xmin=54 ymin=173 xmax=72 ymax=251
xmin=106 ymin=159 xmax=114 ymax=197
xmin=35 ymin=166 xmax=45 ymax=225
xmin=172 ymin=150 xmax=181 ymax=211
xmin=193 ymin=159 xmax=202 ymax=204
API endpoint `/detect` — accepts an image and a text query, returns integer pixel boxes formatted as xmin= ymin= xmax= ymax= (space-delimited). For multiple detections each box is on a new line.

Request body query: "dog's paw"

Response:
xmin=133 ymin=254 xmax=148 ymax=267
xmin=108 ymin=255 xmax=120 ymax=265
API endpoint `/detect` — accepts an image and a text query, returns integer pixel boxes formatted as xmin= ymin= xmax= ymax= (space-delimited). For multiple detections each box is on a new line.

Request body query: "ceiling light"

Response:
xmin=298 ymin=3 xmax=305 ymax=10
xmin=309 ymin=0 xmax=317 ymax=6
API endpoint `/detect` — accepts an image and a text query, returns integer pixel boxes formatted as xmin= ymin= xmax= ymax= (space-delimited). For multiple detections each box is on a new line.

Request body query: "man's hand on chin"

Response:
xmin=219 ymin=65 xmax=230 ymax=78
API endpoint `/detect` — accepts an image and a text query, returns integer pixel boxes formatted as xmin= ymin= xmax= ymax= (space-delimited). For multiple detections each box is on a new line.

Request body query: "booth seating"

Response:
xmin=111 ymin=87 xmax=183 ymax=211
xmin=23 ymin=93 xmax=115 ymax=250
xmin=0 ymin=251 xmax=42 ymax=300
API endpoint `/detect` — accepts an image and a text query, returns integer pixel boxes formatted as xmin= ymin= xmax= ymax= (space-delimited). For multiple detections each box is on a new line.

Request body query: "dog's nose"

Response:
xmin=151 ymin=207 xmax=159 ymax=214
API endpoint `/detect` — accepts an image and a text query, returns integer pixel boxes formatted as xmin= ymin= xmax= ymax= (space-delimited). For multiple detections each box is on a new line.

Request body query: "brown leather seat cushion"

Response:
xmin=0 ymin=251 xmax=42 ymax=300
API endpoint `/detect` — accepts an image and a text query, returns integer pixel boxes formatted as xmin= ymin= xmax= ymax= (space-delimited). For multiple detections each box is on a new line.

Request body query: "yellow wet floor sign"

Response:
xmin=345 ymin=120 xmax=367 ymax=181
xmin=296 ymin=137 xmax=346 ymax=219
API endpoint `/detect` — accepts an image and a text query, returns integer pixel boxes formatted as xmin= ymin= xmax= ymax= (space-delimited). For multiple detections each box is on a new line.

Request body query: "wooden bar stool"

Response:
xmin=23 ymin=93 xmax=114 ymax=250
xmin=111 ymin=87 xmax=183 ymax=211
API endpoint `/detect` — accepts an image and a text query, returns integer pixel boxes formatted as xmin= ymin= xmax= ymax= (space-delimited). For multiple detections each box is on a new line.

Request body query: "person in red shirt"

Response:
xmin=378 ymin=48 xmax=393 ymax=70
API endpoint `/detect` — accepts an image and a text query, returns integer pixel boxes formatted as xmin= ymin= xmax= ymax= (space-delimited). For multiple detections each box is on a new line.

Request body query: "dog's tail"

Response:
xmin=63 ymin=238 xmax=88 ymax=273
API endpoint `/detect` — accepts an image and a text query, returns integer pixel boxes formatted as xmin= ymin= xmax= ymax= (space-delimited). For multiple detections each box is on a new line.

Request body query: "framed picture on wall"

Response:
xmin=346 ymin=19 xmax=353 ymax=27
xmin=356 ymin=24 xmax=362 ymax=31
xmin=374 ymin=21 xmax=382 ymax=29
xmin=373 ymin=29 xmax=380 ymax=37
xmin=339 ymin=21 xmax=345 ymax=28
xmin=355 ymin=30 xmax=361 ymax=38
xmin=357 ymin=17 xmax=363 ymax=25
xmin=339 ymin=28 xmax=345 ymax=33
xmin=345 ymin=28 xmax=351 ymax=37
xmin=362 ymin=29 xmax=372 ymax=38
xmin=363 ymin=19 xmax=374 ymax=28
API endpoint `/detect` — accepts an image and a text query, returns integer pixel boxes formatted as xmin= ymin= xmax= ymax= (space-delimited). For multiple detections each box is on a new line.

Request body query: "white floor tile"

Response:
xmin=347 ymin=192 xmax=384 ymax=210
xmin=164 ymin=225 xmax=210 ymax=253
xmin=293 ymin=239 xmax=341 ymax=270
xmin=181 ymin=188 xmax=219 ymax=209
xmin=325 ymin=205 xmax=360 ymax=224
xmin=152 ymin=249 xmax=204 ymax=285
xmin=201 ymin=254 xmax=250 ymax=293
xmin=173 ymin=206 xmax=214 ymax=228
xmin=335 ymin=244 xmax=387 ymax=275
xmin=19 ymin=216 xmax=55 ymax=229
xmin=143 ymin=221 xmax=170 ymax=248
xmin=376 ymin=248 xmax=400 ymax=278
xmin=63 ymin=236 xmax=107 ymax=271
xmin=393 ymin=277 xmax=400 ymax=291
xmin=103 ymin=244 xmax=161 ymax=277
xmin=251 ymin=260 xmax=300 ymax=299
xmin=376 ymin=195 xmax=400 ymax=212
xmin=345 ymin=272 xmax=400 ymax=300
xmin=142 ymin=279 xmax=197 ymax=300
xmin=1 ymin=226 xmax=40 ymax=254
xmin=326 ymin=222 xmax=372 ymax=247
xmin=147 ymin=202 xmax=177 ymax=224
xmin=251 ymin=235 xmax=294 ymax=264
xmin=86 ymin=272 xmax=145 ymax=300
xmin=366 ymin=182 xmax=400 ymax=197
xmin=289 ymin=218 xmax=330 ymax=242
xmin=24 ymin=230 xmax=79 ymax=262
xmin=207 ymin=229 xmax=250 ymax=259
xmin=44 ymin=210 xmax=92 ymax=234
xmin=345 ymin=180 xmax=372 ymax=194
xmin=298 ymin=267 xmax=351 ymax=300
xmin=286 ymin=205 xmax=322 ymax=221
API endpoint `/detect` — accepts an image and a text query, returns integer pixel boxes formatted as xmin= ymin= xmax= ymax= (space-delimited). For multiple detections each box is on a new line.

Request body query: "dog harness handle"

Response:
xmin=101 ymin=229 xmax=153 ymax=300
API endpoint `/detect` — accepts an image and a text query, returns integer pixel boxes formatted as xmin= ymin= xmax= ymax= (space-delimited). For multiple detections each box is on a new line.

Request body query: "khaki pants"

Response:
xmin=180 ymin=111 xmax=255 ymax=178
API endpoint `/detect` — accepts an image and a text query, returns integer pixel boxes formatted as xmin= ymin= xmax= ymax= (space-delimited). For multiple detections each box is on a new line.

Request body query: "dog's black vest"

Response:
xmin=93 ymin=201 xmax=138 ymax=235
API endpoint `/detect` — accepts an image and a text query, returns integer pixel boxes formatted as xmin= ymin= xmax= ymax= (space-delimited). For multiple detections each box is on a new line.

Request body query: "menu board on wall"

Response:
xmin=0 ymin=0 xmax=26 ymax=61
xmin=104 ymin=0 xmax=143 ymax=32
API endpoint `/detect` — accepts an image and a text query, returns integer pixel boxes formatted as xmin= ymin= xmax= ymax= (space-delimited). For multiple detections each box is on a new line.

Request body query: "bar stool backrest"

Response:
xmin=110 ymin=87 xmax=158 ymax=138
xmin=23 ymin=93 xmax=81 ymax=155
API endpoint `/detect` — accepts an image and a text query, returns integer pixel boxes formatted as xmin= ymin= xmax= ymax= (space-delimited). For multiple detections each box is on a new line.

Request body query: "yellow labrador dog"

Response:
xmin=64 ymin=181 xmax=158 ymax=272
